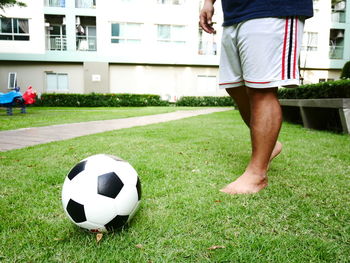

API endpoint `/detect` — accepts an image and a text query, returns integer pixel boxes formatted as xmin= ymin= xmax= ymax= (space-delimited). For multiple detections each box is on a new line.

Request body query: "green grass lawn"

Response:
xmin=0 ymin=109 xmax=349 ymax=262
xmin=0 ymin=106 xmax=195 ymax=131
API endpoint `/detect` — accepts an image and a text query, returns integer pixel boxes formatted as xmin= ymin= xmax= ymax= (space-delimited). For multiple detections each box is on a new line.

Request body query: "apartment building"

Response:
xmin=301 ymin=0 xmax=350 ymax=83
xmin=0 ymin=0 xmax=224 ymax=100
xmin=0 ymin=0 xmax=349 ymax=98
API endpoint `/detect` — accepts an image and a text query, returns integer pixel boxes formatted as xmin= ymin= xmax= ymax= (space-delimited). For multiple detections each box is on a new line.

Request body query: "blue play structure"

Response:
xmin=0 ymin=87 xmax=36 ymax=115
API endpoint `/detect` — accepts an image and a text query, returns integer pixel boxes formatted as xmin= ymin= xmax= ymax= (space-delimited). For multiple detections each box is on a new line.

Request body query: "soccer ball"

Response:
xmin=61 ymin=154 xmax=141 ymax=232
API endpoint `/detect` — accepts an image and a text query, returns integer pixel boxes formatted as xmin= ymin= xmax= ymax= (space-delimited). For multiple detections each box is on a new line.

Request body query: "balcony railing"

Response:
xmin=46 ymin=35 xmax=67 ymax=51
xmin=76 ymin=36 xmax=97 ymax=51
xmin=198 ymin=41 xmax=217 ymax=55
xmin=331 ymin=9 xmax=346 ymax=23
xmin=329 ymin=46 xmax=344 ymax=59
xmin=44 ymin=0 xmax=65 ymax=7
xmin=75 ymin=0 xmax=96 ymax=8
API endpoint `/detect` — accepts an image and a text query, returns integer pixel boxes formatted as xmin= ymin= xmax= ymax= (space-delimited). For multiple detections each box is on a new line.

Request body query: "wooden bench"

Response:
xmin=279 ymin=98 xmax=350 ymax=134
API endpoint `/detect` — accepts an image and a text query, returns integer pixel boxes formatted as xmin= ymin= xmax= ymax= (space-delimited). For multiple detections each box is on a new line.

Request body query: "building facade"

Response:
xmin=0 ymin=0 xmax=349 ymax=99
xmin=301 ymin=0 xmax=350 ymax=83
xmin=0 ymin=0 xmax=224 ymax=100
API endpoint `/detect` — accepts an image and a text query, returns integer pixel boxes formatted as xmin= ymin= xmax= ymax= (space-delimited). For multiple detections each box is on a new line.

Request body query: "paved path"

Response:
xmin=0 ymin=108 xmax=232 ymax=152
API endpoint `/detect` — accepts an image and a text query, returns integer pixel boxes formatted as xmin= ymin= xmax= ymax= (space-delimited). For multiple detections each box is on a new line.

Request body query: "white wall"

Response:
xmin=109 ymin=64 xmax=225 ymax=100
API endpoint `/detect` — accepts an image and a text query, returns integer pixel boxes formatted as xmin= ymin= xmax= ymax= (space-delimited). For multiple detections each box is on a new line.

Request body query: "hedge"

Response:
xmin=35 ymin=93 xmax=169 ymax=107
xmin=175 ymin=96 xmax=235 ymax=107
xmin=278 ymin=80 xmax=350 ymax=99
xmin=34 ymin=81 xmax=350 ymax=107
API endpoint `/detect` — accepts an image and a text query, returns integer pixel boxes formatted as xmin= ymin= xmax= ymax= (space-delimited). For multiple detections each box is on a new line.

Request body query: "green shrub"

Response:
xmin=36 ymin=93 xmax=169 ymax=107
xmin=278 ymin=80 xmax=350 ymax=99
xmin=176 ymin=96 xmax=235 ymax=107
xmin=340 ymin=61 xmax=350 ymax=79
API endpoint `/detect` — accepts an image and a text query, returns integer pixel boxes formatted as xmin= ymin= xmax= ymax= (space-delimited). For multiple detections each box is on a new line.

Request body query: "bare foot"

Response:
xmin=220 ymin=142 xmax=281 ymax=195
xmin=220 ymin=171 xmax=268 ymax=195
xmin=270 ymin=141 xmax=283 ymax=161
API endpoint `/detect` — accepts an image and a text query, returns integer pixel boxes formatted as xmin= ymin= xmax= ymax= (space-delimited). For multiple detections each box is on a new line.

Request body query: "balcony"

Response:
xmin=76 ymin=16 xmax=96 ymax=51
xmin=44 ymin=0 xmax=65 ymax=7
xmin=76 ymin=36 xmax=96 ymax=51
xmin=47 ymin=35 xmax=67 ymax=50
xmin=329 ymin=46 xmax=344 ymax=59
xmin=331 ymin=0 xmax=346 ymax=23
xmin=45 ymin=15 xmax=66 ymax=51
xmin=331 ymin=9 xmax=346 ymax=23
xmin=198 ymin=41 xmax=217 ymax=55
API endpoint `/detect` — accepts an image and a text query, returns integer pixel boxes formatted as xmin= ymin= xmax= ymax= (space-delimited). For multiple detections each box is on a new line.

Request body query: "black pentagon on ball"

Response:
xmin=136 ymin=177 xmax=142 ymax=201
xmin=105 ymin=214 xmax=129 ymax=231
xmin=97 ymin=172 xmax=124 ymax=199
xmin=67 ymin=160 xmax=87 ymax=180
xmin=66 ymin=199 xmax=86 ymax=223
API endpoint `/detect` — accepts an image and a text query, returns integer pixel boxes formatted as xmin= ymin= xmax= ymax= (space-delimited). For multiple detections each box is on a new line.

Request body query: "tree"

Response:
xmin=340 ymin=61 xmax=350 ymax=79
xmin=0 ymin=0 xmax=26 ymax=10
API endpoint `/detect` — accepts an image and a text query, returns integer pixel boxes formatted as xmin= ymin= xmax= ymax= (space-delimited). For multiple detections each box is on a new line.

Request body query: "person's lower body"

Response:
xmin=218 ymin=17 xmax=304 ymax=194
xmin=225 ymin=86 xmax=283 ymax=161
xmin=220 ymin=86 xmax=282 ymax=194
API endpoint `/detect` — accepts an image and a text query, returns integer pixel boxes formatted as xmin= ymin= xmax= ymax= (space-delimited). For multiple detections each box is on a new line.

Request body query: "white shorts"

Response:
xmin=219 ymin=17 xmax=304 ymax=89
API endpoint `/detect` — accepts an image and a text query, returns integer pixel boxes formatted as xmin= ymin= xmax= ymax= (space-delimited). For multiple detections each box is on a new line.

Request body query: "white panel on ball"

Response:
xmin=84 ymin=195 xmax=119 ymax=225
xmin=114 ymin=186 xmax=139 ymax=215
xmin=110 ymin=161 xmax=138 ymax=186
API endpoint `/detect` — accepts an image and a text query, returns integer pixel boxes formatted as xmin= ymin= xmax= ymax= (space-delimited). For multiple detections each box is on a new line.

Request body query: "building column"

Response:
xmin=83 ymin=62 xmax=110 ymax=93
xmin=64 ymin=13 xmax=75 ymax=52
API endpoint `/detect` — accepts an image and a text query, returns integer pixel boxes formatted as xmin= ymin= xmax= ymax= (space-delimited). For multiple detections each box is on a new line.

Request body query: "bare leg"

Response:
xmin=221 ymin=87 xmax=282 ymax=194
xmin=226 ymin=87 xmax=282 ymax=161
xmin=226 ymin=86 xmax=251 ymax=126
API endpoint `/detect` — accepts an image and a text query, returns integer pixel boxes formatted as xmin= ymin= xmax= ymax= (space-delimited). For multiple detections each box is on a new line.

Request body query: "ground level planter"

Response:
xmin=279 ymin=98 xmax=350 ymax=134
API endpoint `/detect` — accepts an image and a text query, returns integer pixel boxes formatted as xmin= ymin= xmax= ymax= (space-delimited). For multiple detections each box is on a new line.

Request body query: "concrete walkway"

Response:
xmin=0 ymin=108 xmax=232 ymax=152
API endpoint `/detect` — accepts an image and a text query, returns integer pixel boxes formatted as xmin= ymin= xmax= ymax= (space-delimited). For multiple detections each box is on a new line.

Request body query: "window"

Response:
xmin=331 ymin=0 xmax=346 ymax=23
xmin=111 ymin=23 xmax=142 ymax=43
xmin=47 ymin=24 xmax=67 ymax=51
xmin=8 ymin=72 xmax=17 ymax=89
xmin=329 ymin=29 xmax=344 ymax=59
xmin=44 ymin=0 xmax=66 ymax=7
xmin=46 ymin=73 xmax=69 ymax=92
xmin=157 ymin=0 xmax=185 ymax=4
xmin=76 ymin=25 xmax=97 ymax=51
xmin=75 ymin=0 xmax=96 ymax=8
xmin=157 ymin=24 xmax=186 ymax=44
xmin=198 ymin=29 xmax=217 ymax=55
xmin=302 ymin=32 xmax=318 ymax=51
xmin=0 ymin=18 xmax=29 ymax=41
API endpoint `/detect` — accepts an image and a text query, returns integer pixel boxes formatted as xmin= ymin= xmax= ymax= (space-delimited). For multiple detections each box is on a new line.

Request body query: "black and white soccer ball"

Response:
xmin=61 ymin=154 xmax=141 ymax=232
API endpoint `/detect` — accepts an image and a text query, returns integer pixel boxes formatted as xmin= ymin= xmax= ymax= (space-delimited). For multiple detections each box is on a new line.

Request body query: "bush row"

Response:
xmin=175 ymin=96 xmax=235 ymax=107
xmin=34 ymin=80 xmax=350 ymax=108
xmin=278 ymin=80 xmax=350 ymax=99
xmin=35 ymin=93 xmax=236 ymax=107
xmin=36 ymin=93 xmax=169 ymax=107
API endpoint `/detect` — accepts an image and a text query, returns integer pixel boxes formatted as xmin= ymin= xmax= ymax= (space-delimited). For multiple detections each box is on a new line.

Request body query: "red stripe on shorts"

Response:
xmin=282 ymin=18 xmax=289 ymax=80
xmin=245 ymin=80 xmax=271 ymax=84
xmin=219 ymin=81 xmax=243 ymax=86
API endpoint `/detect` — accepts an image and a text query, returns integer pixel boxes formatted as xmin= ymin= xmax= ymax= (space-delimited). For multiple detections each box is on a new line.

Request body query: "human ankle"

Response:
xmin=245 ymin=165 xmax=267 ymax=178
